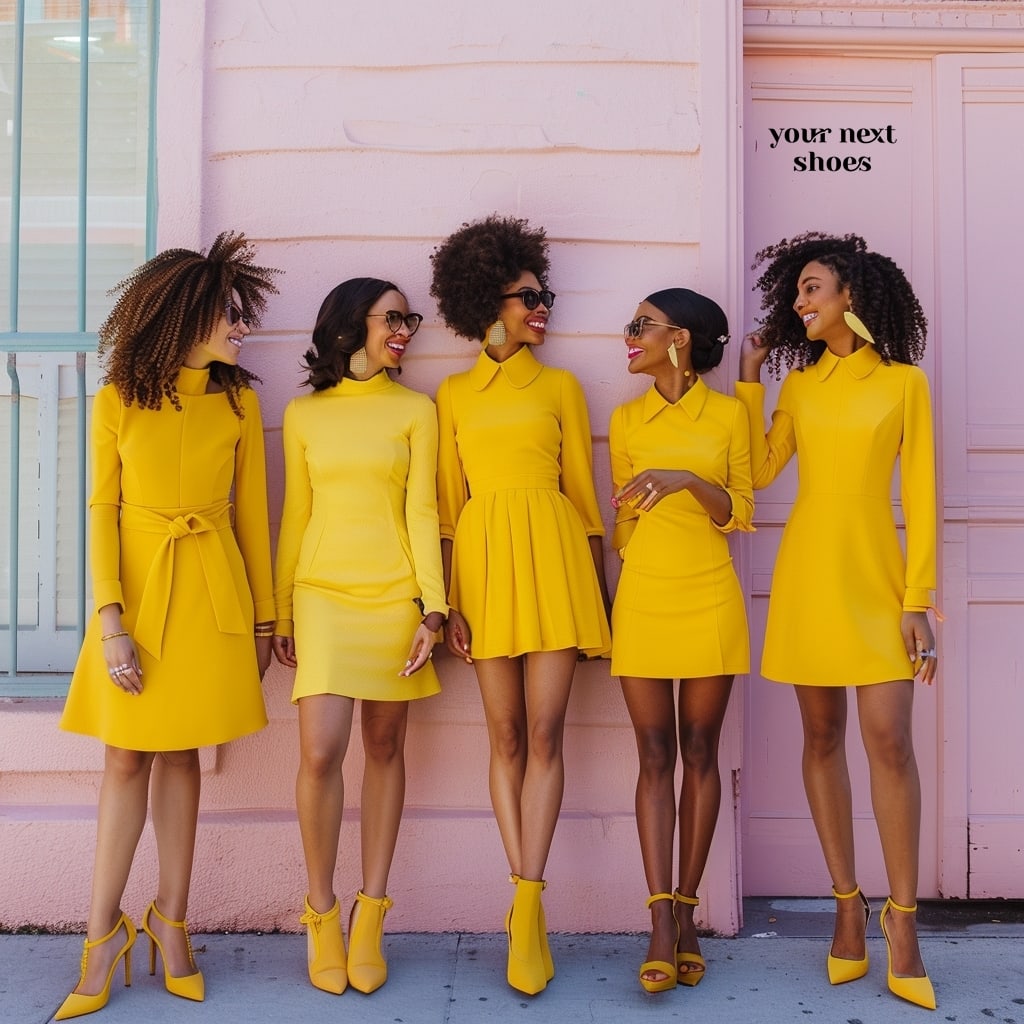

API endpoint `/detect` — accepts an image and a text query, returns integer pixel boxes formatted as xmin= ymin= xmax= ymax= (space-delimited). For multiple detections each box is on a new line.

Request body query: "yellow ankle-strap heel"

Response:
xmin=639 ymin=893 xmax=678 ymax=993
xmin=827 ymin=885 xmax=871 ymax=985
xmin=673 ymin=891 xmax=706 ymax=986
xmin=55 ymin=911 xmax=136 ymax=1020
xmin=140 ymin=900 xmax=204 ymax=1002
xmin=879 ymin=898 xmax=936 ymax=1010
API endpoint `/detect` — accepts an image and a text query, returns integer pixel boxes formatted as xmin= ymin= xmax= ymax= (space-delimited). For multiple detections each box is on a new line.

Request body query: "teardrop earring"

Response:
xmin=844 ymin=310 xmax=875 ymax=345
xmin=484 ymin=320 xmax=507 ymax=349
xmin=349 ymin=347 xmax=368 ymax=376
xmin=668 ymin=343 xmax=679 ymax=369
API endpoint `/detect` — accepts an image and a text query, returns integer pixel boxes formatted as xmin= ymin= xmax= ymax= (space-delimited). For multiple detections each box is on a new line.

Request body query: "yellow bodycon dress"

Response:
xmin=609 ymin=380 xmax=754 ymax=679
xmin=60 ymin=367 xmax=273 ymax=750
xmin=274 ymin=373 xmax=447 ymax=702
xmin=735 ymin=344 xmax=936 ymax=686
xmin=436 ymin=346 xmax=611 ymax=660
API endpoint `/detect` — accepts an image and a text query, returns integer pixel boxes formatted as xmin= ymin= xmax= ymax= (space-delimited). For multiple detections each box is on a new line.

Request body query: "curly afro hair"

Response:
xmin=302 ymin=278 xmax=403 ymax=390
xmin=429 ymin=214 xmax=550 ymax=341
xmin=99 ymin=231 xmax=280 ymax=415
xmin=751 ymin=230 xmax=927 ymax=378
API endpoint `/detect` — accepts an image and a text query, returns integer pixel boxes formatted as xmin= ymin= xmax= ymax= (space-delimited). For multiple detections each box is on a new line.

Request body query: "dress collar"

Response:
xmin=326 ymin=372 xmax=394 ymax=396
xmin=175 ymin=365 xmax=211 ymax=396
xmin=815 ymin=343 xmax=882 ymax=382
xmin=468 ymin=345 xmax=544 ymax=392
xmin=641 ymin=376 xmax=709 ymax=423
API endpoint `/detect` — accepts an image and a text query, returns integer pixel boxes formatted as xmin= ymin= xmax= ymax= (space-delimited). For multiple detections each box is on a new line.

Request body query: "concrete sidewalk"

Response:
xmin=7 ymin=901 xmax=1024 ymax=1023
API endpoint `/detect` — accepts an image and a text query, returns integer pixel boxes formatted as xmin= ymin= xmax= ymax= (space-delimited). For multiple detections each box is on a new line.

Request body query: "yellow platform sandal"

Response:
xmin=639 ymin=893 xmax=679 ymax=993
xmin=673 ymin=891 xmax=706 ymax=987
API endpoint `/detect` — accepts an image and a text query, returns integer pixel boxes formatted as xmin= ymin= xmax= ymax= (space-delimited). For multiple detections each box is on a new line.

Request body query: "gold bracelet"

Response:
xmin=100 ymin=631 xmax=129 ymax=642
xmin=254 ymin=629 xmax=274 ymax=637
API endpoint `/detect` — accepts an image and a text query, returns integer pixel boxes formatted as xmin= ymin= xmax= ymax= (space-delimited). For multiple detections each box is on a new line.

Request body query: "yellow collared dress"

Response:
xmin=436 ymin=346 xmax=611 ymax=660
xmin=60 ymin=367 xmax=273 ymax=749
xmin=609 ymin=379 xmax=754 ymax=679
xmin=735 ymin=344 xmax=936 ymax=686
xmin=274 ymin=373 xmax=447 ymax=702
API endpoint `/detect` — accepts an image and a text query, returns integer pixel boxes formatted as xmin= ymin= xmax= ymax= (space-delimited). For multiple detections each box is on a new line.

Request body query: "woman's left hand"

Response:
xmin=613 ymin=470 xmax=694 ymax=512
xmin=400 ymin=622 xmax=437 ymax=677
xmin=256 ymin=635 xmax=273 ymax=679
xmin=902 ymin=611 xmax=937 ymax=685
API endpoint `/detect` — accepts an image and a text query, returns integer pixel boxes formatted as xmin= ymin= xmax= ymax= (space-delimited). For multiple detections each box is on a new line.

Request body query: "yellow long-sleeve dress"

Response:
xmin=436 ymin=346 xmax=611 ymax=660
xmin=60 ymin=366 xmax=273 ymax=749
xmin=735 ymin=344 xmax=936 ymax=686
xmin=274 ymin=373 xmax=448 ymax=702
xmin=609 ymin=380 xmax=754 ymax=679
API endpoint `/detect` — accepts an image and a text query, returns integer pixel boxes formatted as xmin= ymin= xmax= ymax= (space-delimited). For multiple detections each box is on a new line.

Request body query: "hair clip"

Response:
xmin=717 ymin=334 xmax=730 ymax=345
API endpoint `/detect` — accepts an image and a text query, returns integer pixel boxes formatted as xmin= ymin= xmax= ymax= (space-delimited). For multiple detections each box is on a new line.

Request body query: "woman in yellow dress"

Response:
xmin=272 ymin=278 xmax=445 ymax=996
xmin=609 ymin=288 xmax=753 ymax=993
xmin=57 ymin=233 xmax=279 ymax=1018
xmin=737 ymin=231 xmax=938 ymax=1010
xmin=430 ymin=215 xmax=611 ymax=995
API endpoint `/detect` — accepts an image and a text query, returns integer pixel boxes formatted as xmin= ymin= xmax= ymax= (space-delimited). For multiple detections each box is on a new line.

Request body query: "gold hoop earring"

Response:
xmin=349 ymin=347 xmax=368 ymax=375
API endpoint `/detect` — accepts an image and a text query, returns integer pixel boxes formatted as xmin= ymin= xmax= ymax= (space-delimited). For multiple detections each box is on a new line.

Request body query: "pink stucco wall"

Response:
xmin=2 ymin=1 xmax=1023 ymax=935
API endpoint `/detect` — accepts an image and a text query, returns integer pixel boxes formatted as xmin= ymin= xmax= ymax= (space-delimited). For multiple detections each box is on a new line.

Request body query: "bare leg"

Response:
xmin=675 ymin=675 xmax=734 ymax=969
xmin=620 ymin=676 xmax=677 ymax=984
xmin=856 ymin=680 xmax=926 ymax=978
xmin=519 ymin=648 xmax=577 ymax=880
xmin=475 ymin=657 xmax=528 ymax=874
xmin=296 ymin=694 xmax=355 ymax=912
xmin=148 ymin=748 xmax=201 ymax=977
xmin=794 ymin=686 xmax=865 ymax=962
xmin=358 ymin=700 xmax=410 ymax=898
xmin=74 ymin=746 xmax=155 ymax=995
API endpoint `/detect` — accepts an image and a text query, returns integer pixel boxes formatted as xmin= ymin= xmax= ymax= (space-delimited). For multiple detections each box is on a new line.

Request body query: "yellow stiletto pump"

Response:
xmin=55 ymin=911 xmax=136 ymax=1020
xmin=639 ymin=893 xmax=678 ymax=993
xmin=673 ymin=891 xmax=706 ymax=986
xmin=299 ymin=895 xmax=347 ymax=994
xmin=827 ymin=885 xmax=871 ymax=985
xmin=140 ymin=901 xmax=205 ymax=1002
xmin=348 ymin=890 xmax=393 ymax=994
xmin=507 ymin=877 xmax=547 ymax=995
xmin=879 ymin=898 xmax=936 ymax=1010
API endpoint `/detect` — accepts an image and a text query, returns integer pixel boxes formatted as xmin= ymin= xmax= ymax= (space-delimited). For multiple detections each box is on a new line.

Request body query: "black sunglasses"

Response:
xmin=367 ymin=310 xmax=423 ymax=336
xmin=624 ymin=316 xmax=678 ymax=339
xmin=225 ymin=301 xmax=248 ymax=327
xmin=499 ymin=288 xmax=556 ymax=311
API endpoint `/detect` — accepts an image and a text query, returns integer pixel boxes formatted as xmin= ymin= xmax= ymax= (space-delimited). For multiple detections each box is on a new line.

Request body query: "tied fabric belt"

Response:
xmin=123 ymin=501 xmax=248 ymax=659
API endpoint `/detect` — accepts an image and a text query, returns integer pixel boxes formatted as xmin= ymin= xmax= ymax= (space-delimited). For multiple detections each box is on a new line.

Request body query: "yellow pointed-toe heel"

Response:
xmin=827 ymin=885 xmax=871 ymax=985
xmin=55 ymin=911 xmax=136 ymax=1020
xmin=673 ymin=891 xmax=706 ymax=987
xmin=140 ymin=901 xmax=205 ymax=1002
xmin=879 ymin=898 xmax=936 ymax=1010
xmin=299 ymin=895 xmax=348 ymax=994
xmin=348 ymin=890 xmax=393 ymax=994
xmin=507 ymin=874 xmax=555 ymax=983
xmin=639 ymin=893 xmax=678 ymax=993
xmin=507 ymin=877 xmax=547 ymax=995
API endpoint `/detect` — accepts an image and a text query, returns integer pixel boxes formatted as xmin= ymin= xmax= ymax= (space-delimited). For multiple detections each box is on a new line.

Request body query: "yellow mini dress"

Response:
xmin=274 ymin=373 xmax=447 ymax=702
xmin=735 ymin=345 xmax=936 ymax=686
xmin=609 ymin=380 xmax=754 ymax=679
xmin=60 ymin=368 xmax=273 ymax=750
xmin=436 ymin=346 xmax=611 ymax=660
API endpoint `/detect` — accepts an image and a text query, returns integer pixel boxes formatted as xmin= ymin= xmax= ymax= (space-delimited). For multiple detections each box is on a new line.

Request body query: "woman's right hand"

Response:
xmin=103 ymin=633 xmax=144 ymax=695
xmin=443 ymin=609 xmax=473 ymax=663
xmin=739 ymin=332 xmax=770 ymax=382
xmin=273 ymin=634 xmax=297 ymax=668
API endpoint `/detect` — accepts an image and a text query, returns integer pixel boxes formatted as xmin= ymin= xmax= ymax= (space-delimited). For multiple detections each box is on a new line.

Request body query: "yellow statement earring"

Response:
xmin=484 ymin=320 xmax=507 ymax=349
xmin=349 ymin=347 xmax=368 ymax=375
xmin=844 ymin=310 xmax=875 ymax=345
xmin=668 ymin=342 xmax=679 ymax=368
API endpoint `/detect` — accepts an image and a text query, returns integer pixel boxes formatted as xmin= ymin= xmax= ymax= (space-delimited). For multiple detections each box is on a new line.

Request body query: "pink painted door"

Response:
xmin=740 ymin=54 xmax=942 ymax=896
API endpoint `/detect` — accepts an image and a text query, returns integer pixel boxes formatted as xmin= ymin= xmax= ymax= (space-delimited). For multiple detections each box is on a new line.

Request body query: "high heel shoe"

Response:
xmin=299 ymin=895 xmax=347 ymax=994
xmin=347 ymin=890 xmax=393 ymax=994
xmin=879 ymin=898 xmax=936 ymax=1010
xmin=140 ymin=900 xmax=205 ymax=1002
xmin=55 ymin=911 xmax=136 ymax=1020
xmin=507 ymin=877 xmax=547 ymax=995
xmin=827 ymin=885 xmax=871 ymax=985
xmin=507 ymin=874 xmax=555 ymax=982
xmin=673 ymin=891 xmax=706 ymax=987
xmin=639 ymin=893 xmax=678 ymax=993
